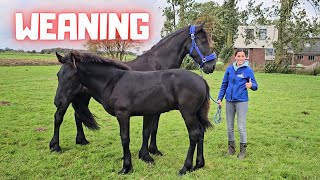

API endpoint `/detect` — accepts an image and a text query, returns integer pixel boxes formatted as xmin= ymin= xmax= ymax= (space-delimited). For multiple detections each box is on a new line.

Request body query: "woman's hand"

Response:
xmin=217 ymin=100 xmax=222 ymax=106
xmin=245 ymin=78 xmax=252 ymax=89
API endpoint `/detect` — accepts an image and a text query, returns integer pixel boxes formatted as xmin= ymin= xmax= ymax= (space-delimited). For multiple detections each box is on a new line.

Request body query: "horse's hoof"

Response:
xmin=191 ymin=163 xmax=204 ymax=171
xmin=179 ymin=166 xmax=191 ymax=176
xmin=118 ymin=166 xmax=132 ymax=174
xmin=50 ymin=144 xmax=62 ymax=152
xmin=139 ymin=153 xmax=154 ymax=164
xmin=49 ymin=141 xmax=62 ymax=152
xmin=192 ymin=159 xmax=204 ymax=171
xmin=149 ymin=147 xmax=163 ymax=156
xmin=76 ymin=137 xmax=90 ymax=145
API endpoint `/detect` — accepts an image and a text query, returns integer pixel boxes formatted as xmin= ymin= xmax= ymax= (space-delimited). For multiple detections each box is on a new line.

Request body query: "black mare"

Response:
xmin=50 ymin=23 xmax=216 ymax=161
xmin=53 ymin=51 xmax=213 ymax=175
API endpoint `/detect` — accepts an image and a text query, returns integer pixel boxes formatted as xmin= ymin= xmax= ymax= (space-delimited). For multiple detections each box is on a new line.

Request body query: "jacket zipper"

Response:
xmin=231 ymin=69 xmax=237 ymax=101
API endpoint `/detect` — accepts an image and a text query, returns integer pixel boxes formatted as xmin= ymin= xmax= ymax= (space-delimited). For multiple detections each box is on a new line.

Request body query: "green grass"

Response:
xmin=0 ymin=66 xmax=319 ymax=179
xmin=0 ymin=52 xmax=136 ymax=61
xmin=0 ymin=52 xmax=56 ymax=60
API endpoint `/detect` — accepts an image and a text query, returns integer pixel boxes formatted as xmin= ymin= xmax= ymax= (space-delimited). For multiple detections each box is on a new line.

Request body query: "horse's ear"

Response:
xmin=196 ymin=21 xmax=206 ymax=32
xmin=56 ymin=52 xmax=66 ymax=63
xmin=200 ymin=21 xmax=205 ymax=28
xmin=70 ymin=52 xmax=77 ymax=68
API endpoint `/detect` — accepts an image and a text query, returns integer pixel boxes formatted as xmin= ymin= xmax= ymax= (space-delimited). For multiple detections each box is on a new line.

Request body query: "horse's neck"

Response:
xmin=78 ymin=64 xmax=124 ymax=101
xmin=127 ymin=33 xmax=189 ymax=70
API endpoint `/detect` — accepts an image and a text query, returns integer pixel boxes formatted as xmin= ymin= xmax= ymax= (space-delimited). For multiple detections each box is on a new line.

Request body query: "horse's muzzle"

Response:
xmin=203 ymin=65 xmax=215 ymax=74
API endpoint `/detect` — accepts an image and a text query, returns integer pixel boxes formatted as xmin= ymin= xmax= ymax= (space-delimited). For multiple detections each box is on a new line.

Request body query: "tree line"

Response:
xmin=160 ymin=0 xmax=320 ymax=69
xmin=3 ymin=0 xmax=319 ymax=70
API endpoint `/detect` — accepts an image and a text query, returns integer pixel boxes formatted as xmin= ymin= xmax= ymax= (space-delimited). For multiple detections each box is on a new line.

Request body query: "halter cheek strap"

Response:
xmin=189 ymin=25 xmax=216 ymax=68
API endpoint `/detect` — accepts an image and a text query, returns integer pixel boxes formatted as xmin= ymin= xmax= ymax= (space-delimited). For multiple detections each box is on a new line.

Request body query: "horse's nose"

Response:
xmin=212 ymin=65 xmax=216 ymax=72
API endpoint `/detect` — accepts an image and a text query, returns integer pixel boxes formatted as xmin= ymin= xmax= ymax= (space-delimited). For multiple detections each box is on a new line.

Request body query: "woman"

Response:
xmin=217 ymin=49 xmax=258 ymax=159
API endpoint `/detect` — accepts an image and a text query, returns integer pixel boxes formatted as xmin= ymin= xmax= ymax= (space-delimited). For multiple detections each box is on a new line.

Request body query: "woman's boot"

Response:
xmin=228 ymin=141 xmax=236 ymax=155
xmin=238 ymin=143 xmax=247 ymax=159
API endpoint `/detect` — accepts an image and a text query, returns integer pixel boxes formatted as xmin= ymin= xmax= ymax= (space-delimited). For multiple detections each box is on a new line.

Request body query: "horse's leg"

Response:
xmin=192 ymin=128 xmax=205 ymax=171
xmin=49 ymin=106 xmax=68 ymax=152
xmin=139 ymin=115 xmax=154 ymax=163
xmin=116 ymin=111 xmax=132 ymax=174
xmin=72 ymin=93 xmax=91 ymax=145
xmin=148 ymin=114 xmax=163 ymax=156
xmin=179 ymin=112 xmax=199 ymax=175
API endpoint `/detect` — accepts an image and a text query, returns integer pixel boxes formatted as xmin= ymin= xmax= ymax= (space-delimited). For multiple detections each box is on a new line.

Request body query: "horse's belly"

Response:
xmin=132 ymin=93 xmax=176 ymax=115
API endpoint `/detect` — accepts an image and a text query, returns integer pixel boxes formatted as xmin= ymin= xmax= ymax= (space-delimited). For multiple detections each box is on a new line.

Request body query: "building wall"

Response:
xmin=234 ymin=26 xmax=278 ymax=49
xmin=295 ymin=55 xmax=320 ymax=66
xmin=250 ymin=48 xmax=265 ymax=67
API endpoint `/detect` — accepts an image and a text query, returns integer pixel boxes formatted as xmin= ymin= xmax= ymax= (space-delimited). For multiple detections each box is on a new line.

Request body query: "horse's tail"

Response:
xmin=72 ymin=95 xmax=100 ymax=130
xmin=77 ymin=106 xmax=100 ymax=130
xmin=197 ymin=79 xmax=213 ymax=131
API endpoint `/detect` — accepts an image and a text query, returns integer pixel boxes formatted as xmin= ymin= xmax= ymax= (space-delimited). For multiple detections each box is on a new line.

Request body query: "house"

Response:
xmin=293 ymin=38 xmax=320 ymax=66
xmin=231 ymin=25 xmax=278 ymax=67
xmin=232 ymin=25 xmax=320 ymax=67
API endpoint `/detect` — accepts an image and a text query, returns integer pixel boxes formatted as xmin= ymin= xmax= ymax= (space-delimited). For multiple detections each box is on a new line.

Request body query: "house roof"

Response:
xmin=296 ymin=39 xmax=320 ymax=55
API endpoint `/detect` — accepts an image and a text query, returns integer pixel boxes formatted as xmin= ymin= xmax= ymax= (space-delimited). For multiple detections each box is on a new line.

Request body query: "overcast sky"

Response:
xmin=0 ymin=0 xmax=317 ymax=51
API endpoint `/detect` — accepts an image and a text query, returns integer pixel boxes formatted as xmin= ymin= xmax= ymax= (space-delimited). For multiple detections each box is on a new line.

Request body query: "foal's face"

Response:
xmin=190 ymin=29 xmax=216 ymax=74
xmin=54 ymin=56 xmax=82 ymax=108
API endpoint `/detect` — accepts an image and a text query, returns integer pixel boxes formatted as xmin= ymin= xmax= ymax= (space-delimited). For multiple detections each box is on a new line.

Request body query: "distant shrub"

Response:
xmin=264 ymin=62 xmax=294 ymax=74
xmin=296 ymin=67 xmax=320 ymax=76
xmin=182 ymin=56 xmax=198 ymax=70
xmin=215 ymin=61 xmax=226 ymax=71
xmin=264 ymin=62 xmax=279 ymax=73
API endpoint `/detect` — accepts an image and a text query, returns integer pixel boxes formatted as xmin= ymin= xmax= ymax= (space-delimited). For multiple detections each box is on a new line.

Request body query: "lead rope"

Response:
xmin=199 ymin=69 xmax=222 ymax=124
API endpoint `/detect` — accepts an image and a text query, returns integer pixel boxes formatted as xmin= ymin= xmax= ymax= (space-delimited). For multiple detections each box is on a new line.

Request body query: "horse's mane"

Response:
xmin=136 ymin=25 xmax=211 ymax=57
xmin=67 ymin=50 xmax=131 ymax=70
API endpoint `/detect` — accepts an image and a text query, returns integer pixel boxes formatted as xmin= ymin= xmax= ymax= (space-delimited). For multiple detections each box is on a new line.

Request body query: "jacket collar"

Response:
xmin=233 ymin=60 xmax=250 ymax=71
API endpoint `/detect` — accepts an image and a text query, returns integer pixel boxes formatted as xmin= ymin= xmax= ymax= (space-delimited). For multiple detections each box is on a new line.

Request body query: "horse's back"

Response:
xmin=109 ymin=69 xmax=207 ymax=115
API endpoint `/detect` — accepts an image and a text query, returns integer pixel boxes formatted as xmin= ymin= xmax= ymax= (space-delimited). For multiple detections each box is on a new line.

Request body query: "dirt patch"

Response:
xmin=0 ymin=59 xmax=59 ymax=66
xmin=35 ymin=127 xmax=48 ymax=132
xmin=0 ymin=101 xmax=10 ymax=106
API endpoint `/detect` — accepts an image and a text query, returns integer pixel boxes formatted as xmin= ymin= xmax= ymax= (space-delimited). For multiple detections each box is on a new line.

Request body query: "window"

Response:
xmin=259 ymin=29 xmax=267 ymax=40
xmin=265 ymin=48 xmax=275 ymax=60
xmin=308 ymin=56 xmax=315 ymax=61
xmin=265 ymin=48 xmax=275 ymax=56
xmin=297 ymin=55 xmax=303 ymax=60
xmin=241 ymin=48 xmax=250 ymax=59
xmin=244 ymin=29 xmax=254 ymax=40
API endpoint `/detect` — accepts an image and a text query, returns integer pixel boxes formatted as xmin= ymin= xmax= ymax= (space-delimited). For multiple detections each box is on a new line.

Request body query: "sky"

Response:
xmin=0 ymin=0 xmax=318 ymax=52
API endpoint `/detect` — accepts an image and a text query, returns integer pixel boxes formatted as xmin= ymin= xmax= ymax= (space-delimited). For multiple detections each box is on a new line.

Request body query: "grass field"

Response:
xmin=0 ymin=52 xmax=136 ymax=66
xmin=0 ymin=66 xmax=319 ymax=179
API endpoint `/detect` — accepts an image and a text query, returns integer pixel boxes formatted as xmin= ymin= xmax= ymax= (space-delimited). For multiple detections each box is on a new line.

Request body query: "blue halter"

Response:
xmin=189 ymin=25 xmax=216 ymax=68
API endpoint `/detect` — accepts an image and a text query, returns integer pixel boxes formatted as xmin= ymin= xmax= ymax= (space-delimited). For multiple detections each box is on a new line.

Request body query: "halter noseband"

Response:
xmin=189 ymin=25 xmax=216 ymax=68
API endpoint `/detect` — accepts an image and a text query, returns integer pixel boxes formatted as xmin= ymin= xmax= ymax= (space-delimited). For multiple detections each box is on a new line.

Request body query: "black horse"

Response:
xmin=50 ymin=23 xmax=216 ymax=160
xmin=53 ymin=51 xmax=212 ymax=175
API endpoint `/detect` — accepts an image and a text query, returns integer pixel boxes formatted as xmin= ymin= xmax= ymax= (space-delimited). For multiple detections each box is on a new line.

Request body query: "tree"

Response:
xmin=161 ymin=0 xmax=195 ymax=37
xmin=187 ymin=1 xmax=240 ymax=63
xmin=274 ymin=0 xmax=319 ymax=65
xmin=241 ymin=0 xmax=320 ymax=66
xmin=84 ymin=39 xmax=136 ymax=61
xmin=219 ymin=0 xmax=241 ymax=63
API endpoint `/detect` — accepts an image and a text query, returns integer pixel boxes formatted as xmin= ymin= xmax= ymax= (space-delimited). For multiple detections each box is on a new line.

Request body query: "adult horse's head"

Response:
xmin=54 ymin=51 xmax=82 ymax=108
xmin=187 ymin=22 xmax=216 ymax=74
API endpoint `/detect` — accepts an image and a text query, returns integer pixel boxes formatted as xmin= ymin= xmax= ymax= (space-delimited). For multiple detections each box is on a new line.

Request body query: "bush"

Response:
xmin=182 ymin=56 xmax=198 ymax=70
xmin=219 ymin=46 xmax=233 ymax=63
xmin=296 ymin=67 xmax=320 ymax=76
xmin=264 ymin=62 xmax=294 ymax=74
xmin=264 ymin=62 xmax=279 ymax=73
xmin=215 ymin=61 xmax=226 ymax=71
